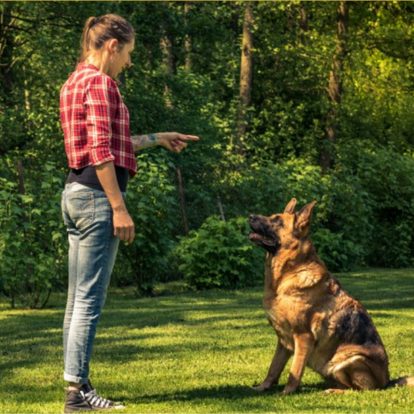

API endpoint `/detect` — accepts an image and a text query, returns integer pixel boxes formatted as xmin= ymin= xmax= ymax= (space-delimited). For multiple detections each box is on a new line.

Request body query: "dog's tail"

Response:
xmin=388 ymin=376 xmax=414 ymax=388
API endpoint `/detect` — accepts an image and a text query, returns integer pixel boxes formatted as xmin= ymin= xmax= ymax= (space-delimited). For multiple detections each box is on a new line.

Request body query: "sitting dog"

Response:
xmin=249 ymin=198 xmax=412 ymax=394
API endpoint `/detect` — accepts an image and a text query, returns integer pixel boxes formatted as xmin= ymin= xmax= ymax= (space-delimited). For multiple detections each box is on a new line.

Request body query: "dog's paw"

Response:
xmin=251 ymin=383 xmax=272 ymax=392
xmin=324 ymin=388 xmax=346 ymax=394
xmin=282 ymin=385 xmax=298 ymax=395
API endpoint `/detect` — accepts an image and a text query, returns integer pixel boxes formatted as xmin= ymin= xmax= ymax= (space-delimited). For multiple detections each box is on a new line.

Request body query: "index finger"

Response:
xmin=179 ymin=134 xmax=200 ymax=142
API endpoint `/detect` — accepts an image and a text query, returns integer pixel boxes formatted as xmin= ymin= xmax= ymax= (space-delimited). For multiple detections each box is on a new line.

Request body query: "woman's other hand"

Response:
xmin=112 ymin=205 xmax=135 ymax=244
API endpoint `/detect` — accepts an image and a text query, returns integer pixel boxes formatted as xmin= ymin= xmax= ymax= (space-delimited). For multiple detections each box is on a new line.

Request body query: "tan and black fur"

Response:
xmin=249 ymin=198 xmax=413 ymax=394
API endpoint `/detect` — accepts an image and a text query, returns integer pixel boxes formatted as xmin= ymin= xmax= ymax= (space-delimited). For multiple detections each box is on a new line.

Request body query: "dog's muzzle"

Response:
xmin=248 ymin=215 xmax=280 ymax=254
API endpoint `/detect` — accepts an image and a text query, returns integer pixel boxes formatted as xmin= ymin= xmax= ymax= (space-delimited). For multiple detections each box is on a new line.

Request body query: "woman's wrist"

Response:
xmin=148 ymin=133 xmax=159 ymax=145
xmin=95 ymin=162 xmax=126 ymax=211
xmin=131 ymin=134 xmax=160 ymax=152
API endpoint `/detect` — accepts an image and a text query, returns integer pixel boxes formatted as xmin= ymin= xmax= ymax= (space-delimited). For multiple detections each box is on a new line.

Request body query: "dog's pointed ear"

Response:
xmin=284 ymin=198 xmax=297 ymax=214
xmin=295 ymin=200 xmax=317 ymax=233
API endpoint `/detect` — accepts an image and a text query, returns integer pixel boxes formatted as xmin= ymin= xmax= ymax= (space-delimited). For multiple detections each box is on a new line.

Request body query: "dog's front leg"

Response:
xmin=252 ymin=341 xmax=292 ymax=392
xmin=282 ymin=333 xmax=314 ymax=395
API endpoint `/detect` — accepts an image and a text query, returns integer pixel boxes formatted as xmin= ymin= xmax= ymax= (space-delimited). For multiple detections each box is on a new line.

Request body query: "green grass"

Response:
xmin=1 ymin=268 xmax=414 ymax=413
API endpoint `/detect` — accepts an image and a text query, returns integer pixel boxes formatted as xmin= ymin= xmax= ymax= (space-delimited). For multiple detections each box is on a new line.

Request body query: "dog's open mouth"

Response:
xmin=249 ymin=232 xmax=269 ymax=244
xmin=248 ymin=232 xmax=262 ymax=242
xmin=249 ymin=231 xmax=279 ymax=248
xmin=249 ymin=215 xmax=280 ymax=253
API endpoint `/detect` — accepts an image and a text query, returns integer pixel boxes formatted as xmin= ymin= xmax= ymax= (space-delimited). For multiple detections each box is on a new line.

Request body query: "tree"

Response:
xmin=235 ymin=2 xmax=254 ymax=155
xmin=321 ymin=1 xmax=349 ymax=171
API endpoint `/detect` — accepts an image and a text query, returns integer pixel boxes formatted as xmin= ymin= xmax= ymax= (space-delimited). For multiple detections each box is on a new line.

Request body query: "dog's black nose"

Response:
xmin=249 ymin=214 xmax=257 ymax=221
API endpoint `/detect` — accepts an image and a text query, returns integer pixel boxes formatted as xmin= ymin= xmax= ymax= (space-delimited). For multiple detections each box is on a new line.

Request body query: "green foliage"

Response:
xmin=336 ymin=144 xmax=414 ymax=267
xmin=174 ymin=216 xmax=263 ymax=289
xmin=0 ymin=157 xmax=66 ymax=308
xmin=209 ymin=151 xmax=414 ymax=272
xmin=312 ymin=229 xmax=362 ymax=272
xmin=112 ymin=151 xmax=179 ymax=295
xmin=1 ymin=2 xmax=414 ymax=306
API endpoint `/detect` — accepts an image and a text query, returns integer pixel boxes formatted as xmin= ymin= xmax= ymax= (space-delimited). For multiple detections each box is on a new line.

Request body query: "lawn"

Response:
xmin=1 ymin=268 xmax=414 ymax=413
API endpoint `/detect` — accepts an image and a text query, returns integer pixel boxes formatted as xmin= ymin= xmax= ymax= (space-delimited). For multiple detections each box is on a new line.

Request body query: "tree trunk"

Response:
xmin=321 ymin=1 xmax=349 ymax=172
xmin=160 ymin=25 xmax=189 ymax=234
xmin=235 ymin=2 xmax=254 ymax=154
xmin=217 ymin=196 xmax=225 ymax=221
xmin=297 ymin=3 xmax=309 ymax=52
xmin=16 ymin=159 xmax=25 ymax=194
xmin=184 ymin=2 xmax=192 ymax=71
xmin=0 ymin=3 xmax=15 ymax=95
xmin=160 ymin=33 xmax=176 ymax=108
xmin=176 ymin=167 xmax=189 ymax=234
xmin=299 ymin=3 xmax=309 ymax=32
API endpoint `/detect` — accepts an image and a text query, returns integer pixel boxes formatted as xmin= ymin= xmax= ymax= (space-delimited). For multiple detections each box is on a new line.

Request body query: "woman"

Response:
xmin=60 ymin=14 xmax=198 ymax=412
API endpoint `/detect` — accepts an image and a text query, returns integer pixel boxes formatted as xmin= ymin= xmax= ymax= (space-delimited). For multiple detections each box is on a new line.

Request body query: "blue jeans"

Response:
xmin=61 ymin=182 xmax=120 ymax=384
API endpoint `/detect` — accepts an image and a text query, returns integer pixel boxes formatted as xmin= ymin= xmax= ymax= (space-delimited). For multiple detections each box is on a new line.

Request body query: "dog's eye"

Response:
xmin=271 ymin=217 xmax=284 ymax=227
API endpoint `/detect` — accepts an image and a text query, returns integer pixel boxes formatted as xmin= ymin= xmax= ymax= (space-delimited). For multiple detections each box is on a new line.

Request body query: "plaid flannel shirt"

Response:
xmin=60 ymin=63 xmax=137 ymax=176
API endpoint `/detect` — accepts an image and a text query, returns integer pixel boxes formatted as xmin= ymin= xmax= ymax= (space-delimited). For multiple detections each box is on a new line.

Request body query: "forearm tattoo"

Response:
xmin=131 ymin=134 xmax=159 ymax=152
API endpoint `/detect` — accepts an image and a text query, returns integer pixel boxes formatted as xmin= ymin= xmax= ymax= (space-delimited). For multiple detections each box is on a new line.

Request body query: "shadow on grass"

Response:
xmin=0 ymin=315 xmax=62 ymax=384
xmin=128 ymin=383 xmax=327 ymax=403
xmin=0 ymin=268 xmax=413 ymax=388
xmin=115 ymin=380 xmax=404 ymax=414
xmin=129 ymin=384 xmax=275 ymax=404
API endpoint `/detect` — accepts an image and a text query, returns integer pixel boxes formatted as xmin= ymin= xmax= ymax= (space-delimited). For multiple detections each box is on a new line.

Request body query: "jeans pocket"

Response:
xmin=67 ymin=191 xmax=95 ymax=231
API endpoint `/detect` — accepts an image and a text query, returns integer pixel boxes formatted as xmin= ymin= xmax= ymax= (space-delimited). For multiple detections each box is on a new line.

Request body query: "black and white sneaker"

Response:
xmin=64 ymin=381 xmax=125 ymax=413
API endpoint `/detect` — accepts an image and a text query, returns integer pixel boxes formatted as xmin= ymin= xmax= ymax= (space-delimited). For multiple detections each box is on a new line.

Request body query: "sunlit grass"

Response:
xmin=1 ymin=268 xmax=414 ymax=413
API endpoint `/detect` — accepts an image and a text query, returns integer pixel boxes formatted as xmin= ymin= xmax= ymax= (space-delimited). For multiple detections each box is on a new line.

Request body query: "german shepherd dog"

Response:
xmin=249 ymin=198 xmax=413 ymax=394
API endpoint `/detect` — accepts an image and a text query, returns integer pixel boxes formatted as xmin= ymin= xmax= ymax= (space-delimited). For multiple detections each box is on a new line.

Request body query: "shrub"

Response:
xmin=312 ymin=228 xmax=363 ymax=272
xmin=211 ymin=159 xmax=363 ymax=271
xmin=355 ymin=149 xmax=414 ymax=267
xmin=0 ymin=159 xmax=66 ymax=308
xmin=112 ymin=151 xmax=179 ymax=295
xmin=335 ymin=143 xmax=414 ymax=267
xmin=174 ymin=215 xmax=263 ymax=289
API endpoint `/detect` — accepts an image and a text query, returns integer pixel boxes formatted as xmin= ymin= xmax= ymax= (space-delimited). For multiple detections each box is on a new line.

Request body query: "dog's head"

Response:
xmin=249 ymin=198 xmax=316 ymax=254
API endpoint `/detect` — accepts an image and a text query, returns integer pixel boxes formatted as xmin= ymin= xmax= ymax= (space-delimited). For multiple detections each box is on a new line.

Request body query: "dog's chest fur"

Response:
xmin=264 ymin=291 xmax=319 ymax=351
xmin=263 ymin=268 xmax=338 ymax=352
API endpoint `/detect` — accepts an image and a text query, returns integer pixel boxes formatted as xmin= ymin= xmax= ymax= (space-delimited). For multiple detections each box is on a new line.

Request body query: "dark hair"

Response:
xmin=80 ymin=14 xmax=135 ymax=62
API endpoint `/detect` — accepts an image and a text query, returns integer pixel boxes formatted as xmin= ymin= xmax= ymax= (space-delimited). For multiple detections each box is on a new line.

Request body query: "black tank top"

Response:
xmin=66 ymin=165 xmax=129 ymax=192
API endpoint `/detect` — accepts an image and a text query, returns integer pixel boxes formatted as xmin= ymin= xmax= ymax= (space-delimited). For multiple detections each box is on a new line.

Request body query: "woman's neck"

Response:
xmin=85 ymin=52 xmax=111 ymax=76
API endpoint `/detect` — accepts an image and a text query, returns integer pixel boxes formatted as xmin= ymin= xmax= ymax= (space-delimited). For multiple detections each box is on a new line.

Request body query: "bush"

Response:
xmin=338 ymin=145 xmax=414 ymax=267
xmin=209 ymin=149 xmax=414 ymax=271
xmin=0 ymin=158 xmax=66 ymax=308
xmin=174 ymin=215 xmax=263 ymax=289
xmin=112 ymin=151 xmax=180 ymax=295
xmin=212 ymin=159 xmax=363 ymax=271
xmin=312 ymin=229 xmax=363 ymax=272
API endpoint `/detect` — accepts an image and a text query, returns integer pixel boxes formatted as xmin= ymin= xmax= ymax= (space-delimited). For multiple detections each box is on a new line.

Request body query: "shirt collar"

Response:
xmin=76 ymin=62 xmax=121 ymax=85
xmin=77 ymin=62 xmax=99 ymax=71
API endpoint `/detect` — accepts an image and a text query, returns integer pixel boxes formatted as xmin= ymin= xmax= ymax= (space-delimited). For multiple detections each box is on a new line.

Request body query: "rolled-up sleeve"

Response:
xmin=85 ymin=75 xmax=117 ymax=166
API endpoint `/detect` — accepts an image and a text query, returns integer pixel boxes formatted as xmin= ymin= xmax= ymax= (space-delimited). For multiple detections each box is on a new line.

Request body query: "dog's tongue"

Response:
xmin=249 ymin=232 xmax=261 ymax=241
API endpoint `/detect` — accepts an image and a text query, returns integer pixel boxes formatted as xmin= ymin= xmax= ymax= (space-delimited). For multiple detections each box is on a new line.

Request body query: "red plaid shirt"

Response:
xmin=60 ymin=63 xmax=137 ymax=176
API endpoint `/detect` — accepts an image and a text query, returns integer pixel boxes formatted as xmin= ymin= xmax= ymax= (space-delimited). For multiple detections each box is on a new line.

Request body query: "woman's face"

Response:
xmin=109 ymin=39 xmax=135 ymax=78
